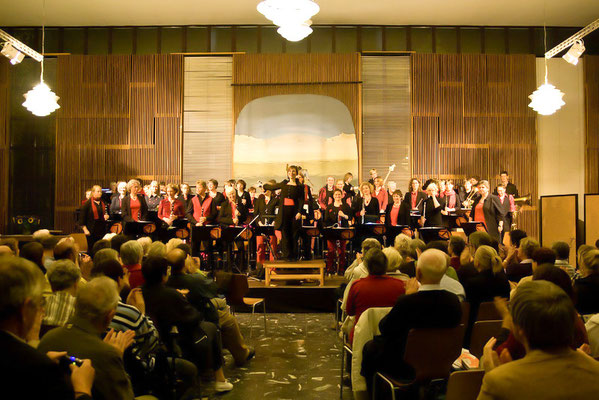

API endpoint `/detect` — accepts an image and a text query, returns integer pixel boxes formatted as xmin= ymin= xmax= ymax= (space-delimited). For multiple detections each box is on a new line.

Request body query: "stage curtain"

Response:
xmin=585 ymin=55 xmax=599 ymax=194
xmin=0 ymin=59 xmax=8 ymax=233
xmin=54 ymin=54 xmax=183 ymax=232
xmin=411 ymin=53 xmax=538 ymax=237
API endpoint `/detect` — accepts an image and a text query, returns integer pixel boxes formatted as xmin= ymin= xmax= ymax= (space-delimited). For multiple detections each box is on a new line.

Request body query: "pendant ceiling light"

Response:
xmin=528 ymin=24 xmax=564 ymax=116
xmin=257 ymin=0 xmax=319 ymax=42
xmin=23 ymin=0 xmax=60 ymax=117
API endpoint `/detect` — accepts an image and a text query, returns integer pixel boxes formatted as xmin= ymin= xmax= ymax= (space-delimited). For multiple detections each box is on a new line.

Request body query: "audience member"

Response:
xmin=0 ymin=245 xmax=13 ymax=257
xmin=346 ymin=249 xmax=406 ymax=341
xmin=147 ymin=241 xmax=167 ymax=258
xmin=552 ymin=241 xmax=575 ymax=278
xmin=137 ymin=237 xmax=153 ymax=258
xmin=92 ymin=248 xmax=119 ymax=268
xmin=41 ymin=235 xmax=60 ymax=269
xmin=574 ymin=249 xmax=599 ymax=314
xmin=91 ymin=239 xmax=111 ymax=258
xmin=505 ymin=237 xmax=539 ymax=282
xmin=110 ymin=234 xmax=130 ymax=254
xmin=448 ymin=236 xmax=466 ymax=271
xmin=44 ymin=260 xmax=81 ymax=327
xmin=361 ymin=249 xmax=462 ymax=392
xmin=21 ymin=241 xmax=46 ymax=273
xmin=0 ymin=238 xmax=19 ymax=256
xmin=166 ymin=249 xmax=255 ymax=367
xmin=383 ymin=247 xmax=408 ymax=281
xmin=344 ymin=238 xmax=382 ymax=282
xmin=479 ymin=280 xmax=599 ymax=399
xmin=120 ymin=240 xmax=145 ymax=289
xmin=0 ymin=256 xmax=95 ymax=399
xmin=141 ymin=256 xmax=233 ymax=392
xmin=39 ymin=276 xmax=136 ymax=399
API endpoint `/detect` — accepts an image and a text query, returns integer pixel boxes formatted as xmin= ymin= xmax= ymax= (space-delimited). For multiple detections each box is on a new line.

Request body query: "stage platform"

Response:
xmin=246 ymin=273 xmax=345 ymax=313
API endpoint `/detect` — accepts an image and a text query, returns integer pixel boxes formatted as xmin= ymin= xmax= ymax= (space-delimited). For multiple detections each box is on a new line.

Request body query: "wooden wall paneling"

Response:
xmin=362 ymin=56 xmax=411 ymax=186
xmin=0 ymin=59 xmax=8 ymax=233
xmin=585 ymin=56 xmax=599 ymax=193
xmin=411 ymin=53 xmax=538 ymax=237
xmin=55 ymin=54 xmax=183 ymax=232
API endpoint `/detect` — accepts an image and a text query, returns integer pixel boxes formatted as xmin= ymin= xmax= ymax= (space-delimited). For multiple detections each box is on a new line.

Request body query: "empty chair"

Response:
xmin=476 ymin=301 xmax=503 ymax=321
xmin=469 ymin=320 xmax=503 ymax=358
xmin=445 ymin=369 xmax=485 ymax=400
xmin=220 ymin=273 xmax=266 ymax=338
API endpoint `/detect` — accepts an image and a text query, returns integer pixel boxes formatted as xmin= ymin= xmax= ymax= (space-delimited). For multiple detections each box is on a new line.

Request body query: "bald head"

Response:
xmin=166 ymin=249 xmax=187 ymax=274
xmin=0 ymin=246 xmax=13 ymax=257
xmin=416 ymin=249 xmax=447 ymax=284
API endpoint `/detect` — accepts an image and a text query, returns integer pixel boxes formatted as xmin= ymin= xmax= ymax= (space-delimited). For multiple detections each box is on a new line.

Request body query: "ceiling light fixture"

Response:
xmin=0 ymin=29 xmax=43 ymax=63
xmin=22 ymin=0 xmax=60 ymax=117
xmin=544 ymin=18 xmax=599 ymax=60
xmin=562 ymin=39 xmax=585 ymax=66
xmin=257 ymin=0 xmax=320 ymax=42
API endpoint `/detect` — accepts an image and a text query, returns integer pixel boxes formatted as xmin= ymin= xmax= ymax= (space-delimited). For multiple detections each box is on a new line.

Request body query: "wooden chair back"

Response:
xmin=445 ymin=370 xmax=485 ymax=400
xmin=70 ymin=233 xmax=88 ymax=252
xmin=469 ymin=320 xmax=503 ymax=358
xmin=476 ymin=301 xmax=502 ymax=321
xmin=403 ymin=325 xmax=464 ymax=382
xmin=225 ymin=273 xmax=250 ymax=307
xmin=460 ymin=302 xmax=470 ymax=327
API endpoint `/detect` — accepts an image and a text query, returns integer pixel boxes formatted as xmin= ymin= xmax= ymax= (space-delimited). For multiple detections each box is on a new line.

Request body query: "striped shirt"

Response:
xmin=43 ymin=291 xmax=76 ymax=327
xmin=109 ymin=301 xmax=160 ymax=360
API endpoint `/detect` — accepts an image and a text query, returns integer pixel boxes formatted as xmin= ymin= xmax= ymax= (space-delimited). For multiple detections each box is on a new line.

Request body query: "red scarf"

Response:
xmin=91 ymin=200 xmax=105 ymax=220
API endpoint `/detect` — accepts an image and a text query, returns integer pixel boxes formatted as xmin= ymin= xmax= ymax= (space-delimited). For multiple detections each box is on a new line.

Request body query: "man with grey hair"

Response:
xmin=39 ymin=277 xmax=136 ymax=400
xmin=361 ymin=249 xmax=462 ymax=392
xmin=44 ymin=260 xmax=81 ymax=327
xmin=0 ymin=256 xmax=95 ymax=399
xmin=120 ymin=240 xmax=145 ymax=289
xmin=344 ymin=238 xmax=383 ymax=282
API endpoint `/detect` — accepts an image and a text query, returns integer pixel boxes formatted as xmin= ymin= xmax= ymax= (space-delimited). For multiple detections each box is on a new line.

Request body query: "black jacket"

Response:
xmin=217 ymin=199 xmax=247 ymax=226
xmin=574 ymin=273 xmax=599 ymax=314
xmin=470 ymin=194 xmax=503 ymax=241
xmin=121 ymin=195 xmax=149 ymax=222
xmin=254 ymin=194 xmax=278 ymax=225
xmin=262 ymin=179 xmax=305 ymax=230
xmin=351 ymin=196 xmax=380 ymax=224
xmin=78 ymin=199 xmax=107 ymax=233
xmin=166 ymin=273 xmax=219 ymax=324
xmin=422 ymin=195 xmax=445 ymax=227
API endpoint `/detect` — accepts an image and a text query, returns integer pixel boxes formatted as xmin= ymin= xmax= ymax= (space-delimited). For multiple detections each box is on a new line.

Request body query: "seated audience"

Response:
xmin=361 ymin=249 xmax=462 ymax=392
xmin=0 ymin=256 xmax=95 ymax=399
xmin=166 ymin=249 xmax=255 ymax=367
xmin=21 ymin=241 xmax=46 ymax=273
xmin=344 ymin=238 xmax=382 ymax=282
xmin=346 ymin=249 xmax=406 ymax=341
xmin=141 ymin=256 xmax=233 ymax=392
xmin=383 ymin=247 xmax=408 ymax=281
xmin=92 ymin=248 xmax=119 ymax=268
xmin=38 ymin=277 xmax=136 ymax=399
xmin=513 ymin=247 xmax=557 ymax=290
xmin=91 ymin=239 xmax=111 ymax=258
xmin=574 ymin=248 xmax=599 ymax=314
xmin=479 ymin=280 xmax=599 ymax=399
xmin=505 ymin=237 xmax=539 ymax=282
xmin=0 ymin=238 xmax=19 ymax=256
xmin=448 ymin=235 xmax=466 ymax=271
xmin=120 ymin=240 xmax=145 ymax=289
xmin=137 ymin=236 xmax=153 ymax=258
xmin=552 ymin=241 xmax=575 ymax=278
xmin=147 ymin=241 xmax=167 ymax=258
xmin=41 ymin=234 xmax=60 ymax=269
xmin=44 ymin=260 xmax=81 ymax=327
xmin=110 ymin=234 xmax=130 ymax=254
xmin=585 ymin=312 xmax=599 ymax=358
xmin=501 ymin=228 xmax=528 ymax=269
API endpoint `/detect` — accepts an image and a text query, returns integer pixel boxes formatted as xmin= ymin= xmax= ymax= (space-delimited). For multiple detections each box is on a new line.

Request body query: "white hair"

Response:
xmin=75 ymin=277 xmax=119 ymax=323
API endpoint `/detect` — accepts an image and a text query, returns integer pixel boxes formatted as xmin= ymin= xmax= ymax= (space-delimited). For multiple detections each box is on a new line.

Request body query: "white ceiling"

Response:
xmin=1 ymin=0 xmax=598 ymax=27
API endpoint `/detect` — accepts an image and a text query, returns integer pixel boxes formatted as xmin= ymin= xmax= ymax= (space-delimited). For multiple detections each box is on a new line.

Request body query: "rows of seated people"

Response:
xmin=0 ymin=230 xmax=257 ymax=399
xmin=337 ymin=231 xmax=599 ymax=399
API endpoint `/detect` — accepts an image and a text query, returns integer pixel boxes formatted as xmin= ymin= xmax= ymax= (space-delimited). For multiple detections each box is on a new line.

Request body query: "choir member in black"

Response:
xmin=318 ymin=176 xmax=336 ymax=210
xmin=493 ymin=170 xmax=519 ymax=197
xmin=79 ymin=185 xmax=109 ymax=250
xmin=236 ymin=180 xmax=252 ymax=222
xmin=177 ymin=183 xmax=195 ymax=212
xmin=298 ymin=173 xmax=321 ymax=260
xmin=263 ymin=165 xmax=305 ymax=261
xmin=146 ymin=180 xmax=163 ymax=212
xmin=121 ymin=179 xmax=149 ymax=224
xmin=470 ymin=180 xmax=503 ymax=241
xmin=385 ymin=190 xmax=408 ymax=245
xmin=158 ymin=184 xmax=186 ymax=230
xmin=248 ymin=186 xmax=257 ymax=214
xmin=217 ymin=187 xmax=248 ymax=271
xmin=254 ymin=181 xmax=279 ymax=264
xmin=109 ymin=181 xmax=127 ymax=217
xmin=495 ymin=183 xmax=516 ymax=241
xmin=352 ymin=182 xmax=380 ymax=224
xmin=401 ymin=178 xmax=427 ymax=227
xmin=419 ymin=182 xmax=445 ymax=227
xmin=324 ymin=189 xmax=353 ymax=274
xmin=343 ymin=172 xmax=355 ymax=200
xmin=458 ymin=178 xmax=478 ymax=209
xmin=208 ymin=178 xmax=225 ymax=208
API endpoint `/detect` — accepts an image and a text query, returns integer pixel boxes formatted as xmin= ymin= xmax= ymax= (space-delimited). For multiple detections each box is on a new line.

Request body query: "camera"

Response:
xmin=59 ymin=355 xmax=84 ymax=372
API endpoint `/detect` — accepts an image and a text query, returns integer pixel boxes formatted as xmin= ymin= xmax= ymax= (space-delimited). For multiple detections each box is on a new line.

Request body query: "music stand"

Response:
xmin=386 ymin=224 xmax=414 ymax=242
xmin=322 ymin=226 xmax=355 ymax=274
xmin=191 ymin=224 xmax=220 ymax=273
xmin=461 ymin=221 xmax=487 ymax=237
xmin=409 ymin=210 xmax=422 ymax=229
xmin=221 ymin=226 xmax=250 ymax=273
xmin=356 ymin=222 xmax=386 ymax=242
xmin=418 ymin=226 xmax=451 ymax=243
xmin=123 ymin=220 xmax=157 ymax=238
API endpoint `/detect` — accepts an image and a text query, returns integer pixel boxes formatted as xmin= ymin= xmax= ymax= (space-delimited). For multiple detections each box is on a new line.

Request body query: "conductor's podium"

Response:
xmin=263 ymin=260 xmax=325 ymax=287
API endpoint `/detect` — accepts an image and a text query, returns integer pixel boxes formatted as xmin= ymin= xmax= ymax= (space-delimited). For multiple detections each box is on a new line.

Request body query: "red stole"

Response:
xmin=91 ymin=200 xmax=105 ymax=220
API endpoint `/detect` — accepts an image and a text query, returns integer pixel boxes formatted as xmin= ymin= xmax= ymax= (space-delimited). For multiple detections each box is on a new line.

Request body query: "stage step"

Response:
xmin=262 ymin=260 xmax=325 ymax=286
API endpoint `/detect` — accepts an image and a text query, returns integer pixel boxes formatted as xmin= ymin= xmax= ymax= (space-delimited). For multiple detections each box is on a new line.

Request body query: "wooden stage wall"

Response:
xmin=585 ymin=55 xmax=599 ymax=194
xmin=411 ymin=54 xmax=538 ymax=237
xmin=54 ymin=54 xmax=183 ymax=232
xmin=232 ymin=53 xmax=362 ymax=176
xmin=0 ymin=59 xmax=8 ymax=233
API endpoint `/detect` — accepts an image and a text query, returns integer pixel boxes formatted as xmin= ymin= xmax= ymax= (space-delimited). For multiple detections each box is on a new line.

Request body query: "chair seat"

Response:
xmin=243 ymin=297 xmax=264 ymax=306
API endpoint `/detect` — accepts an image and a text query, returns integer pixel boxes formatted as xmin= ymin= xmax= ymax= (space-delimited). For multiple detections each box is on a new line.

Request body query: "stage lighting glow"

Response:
xmin=528 ymin=82 xmax=565 ymax=116
xmin=23 ymin=81 xmax=60 ymax=117
xmin=562 ymin=40 xmax=585 ymax=66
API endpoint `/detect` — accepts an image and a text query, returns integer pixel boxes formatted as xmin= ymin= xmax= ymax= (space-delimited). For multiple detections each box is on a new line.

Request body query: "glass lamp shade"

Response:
xmin=22 ymin=81 xmax=60 ymax=117
xmin=528 ymin=82 xmax=565 ymax=116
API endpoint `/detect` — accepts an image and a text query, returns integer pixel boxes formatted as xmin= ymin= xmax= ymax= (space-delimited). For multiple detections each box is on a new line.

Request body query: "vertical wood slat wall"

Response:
xmin=362 ymin=56 xmax=412 ymax=187
xmin=232 ymin=53 xmax=362 ymax=177
xmin=183 ymin=57 xmax=233 ymax=186
xmin=0 ymin=59 xmax=8 ymax=233
xmin=585 ymin=55 xmax=599 ymax=193
xmin=411 ymin=54 xmax=538 ymax=237
xmin=54 ymin=54 xmax=183 ymax=232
